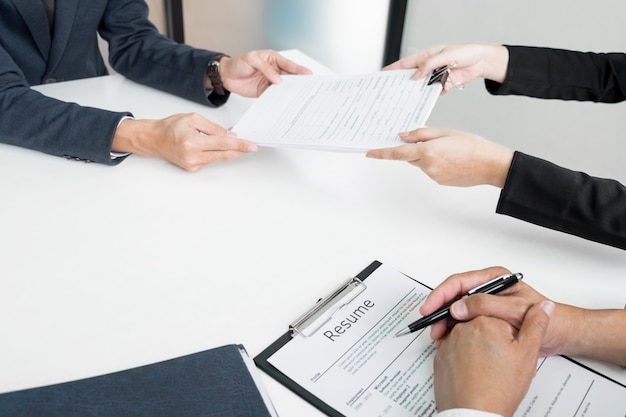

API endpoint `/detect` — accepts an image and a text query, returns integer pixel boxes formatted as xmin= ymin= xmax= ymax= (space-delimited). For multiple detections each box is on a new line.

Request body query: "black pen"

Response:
xmin=394 ymin=272 xmax=523 ymax=337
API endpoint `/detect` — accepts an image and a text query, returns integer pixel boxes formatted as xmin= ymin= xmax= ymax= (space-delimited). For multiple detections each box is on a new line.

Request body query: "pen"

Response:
xmin=394 ymin=272 xmax=523 ymax=337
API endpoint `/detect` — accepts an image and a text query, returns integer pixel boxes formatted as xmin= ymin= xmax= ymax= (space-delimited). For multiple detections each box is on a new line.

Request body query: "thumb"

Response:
xmin=517 ymin=301 xmax=554 ymax=349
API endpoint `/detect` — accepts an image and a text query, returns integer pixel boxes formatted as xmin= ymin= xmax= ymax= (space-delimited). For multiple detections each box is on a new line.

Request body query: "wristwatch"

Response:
xmin=207 ymin=54 xmax=229 ymax=96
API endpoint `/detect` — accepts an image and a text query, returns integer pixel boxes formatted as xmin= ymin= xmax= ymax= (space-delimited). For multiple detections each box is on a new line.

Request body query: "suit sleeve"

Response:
xmin=485 ymin=46 xmax=626 ymax=103
xmin=0 ymin=45 xmax=131 ymax=165
xmin=497 ymin=152 xmax=626 ymax=250
xmin=99 ymin=0 xmax=228 ymax=107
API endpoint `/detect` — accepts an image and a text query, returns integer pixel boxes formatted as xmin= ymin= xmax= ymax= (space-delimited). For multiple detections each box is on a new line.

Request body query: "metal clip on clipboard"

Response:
xmin=289 ymin=277 xmax=367 ymax=338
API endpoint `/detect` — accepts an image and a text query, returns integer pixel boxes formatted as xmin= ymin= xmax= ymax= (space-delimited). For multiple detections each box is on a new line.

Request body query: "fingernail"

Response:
xmin=247 ymin=143 xmax=259 ymax=152
xmin=398 ymin=132 xmax=410 ymax=138
xmin=227 ymin=130 xmax=238 ymax=137
xmin=541 ymin=300 xmax=555 ymax=317
xmin=451 ymin=300 xmax=468 ymax=319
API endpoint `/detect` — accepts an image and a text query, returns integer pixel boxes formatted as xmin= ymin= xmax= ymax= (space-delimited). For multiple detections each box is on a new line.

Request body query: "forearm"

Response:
xmin=559 ymin=306 xmax=626 ymax=367
xmin=486 ymin=46 xmax=626 ymax=102
xmin=0 ymin=84 xmax=127 ymax=164
xmin=497 ymin=152 xmax=626 ymax=249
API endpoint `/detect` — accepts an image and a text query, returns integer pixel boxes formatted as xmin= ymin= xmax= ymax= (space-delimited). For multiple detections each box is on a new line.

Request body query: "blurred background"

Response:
xmin=143 ymin=0 xmax=390 ymax=74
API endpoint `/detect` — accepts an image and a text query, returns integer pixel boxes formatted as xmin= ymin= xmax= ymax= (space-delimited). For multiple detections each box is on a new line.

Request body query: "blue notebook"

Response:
xmin=0 ymin=344 xmax=277 ymax=417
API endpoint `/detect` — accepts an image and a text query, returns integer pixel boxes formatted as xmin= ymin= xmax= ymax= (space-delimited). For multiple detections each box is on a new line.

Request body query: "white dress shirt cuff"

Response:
xmin=111 ymin=115 xmax=134 ymax=160
xmin=437 ymin=409 xmax=504 ymax=417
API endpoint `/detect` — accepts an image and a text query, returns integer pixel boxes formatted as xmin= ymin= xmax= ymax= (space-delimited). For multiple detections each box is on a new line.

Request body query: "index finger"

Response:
xmin=383 ymin=45 xmax=456 ymax=80
xmin=383 ymin=55 xmax=425 ymax=71
xmin=365 ymin=143 xmax=422 ymax=161
xmin=275 ymin=54 xmax=313 ymax=75
xmin=193 ymin=133 xmax=258 ymax=153
xmin=187 ymin=113 xmax=229 ymax=136
xmin=420 ymin=266 xmax=512 ymax=316
xmin=383 ymin=45 xmax=440 ymax=71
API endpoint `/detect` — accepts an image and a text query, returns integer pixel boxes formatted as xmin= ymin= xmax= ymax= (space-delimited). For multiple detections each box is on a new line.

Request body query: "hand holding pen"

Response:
xmin=395 ymin=272 xmax=523 ymax=337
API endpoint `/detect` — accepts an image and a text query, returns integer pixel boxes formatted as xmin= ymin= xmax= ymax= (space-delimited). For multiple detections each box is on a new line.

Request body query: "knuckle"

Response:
xmin=178 ymin=152 xmax=202 ymax=169
xmin=180 ymin=139 xmax=195 ymax=153
xmin=188 ymin=112 xmax=203 ymax=123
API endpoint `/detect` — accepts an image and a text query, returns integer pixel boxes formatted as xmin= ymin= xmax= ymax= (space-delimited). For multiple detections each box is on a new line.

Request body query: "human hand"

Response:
xmin=383 ymin=43 xmax=509 ymax=94
xmin=219 ymin=50 xmax=312 ymax=97
xmin=421 ymin=266 xmax=571 ymax=357
xmin=113 ymin=113 xmax=258 ymax=171
xmin=366 ymin=128 xmax=513 ymax=188
xmin=433 ymin=301 xmax=554 ymax=417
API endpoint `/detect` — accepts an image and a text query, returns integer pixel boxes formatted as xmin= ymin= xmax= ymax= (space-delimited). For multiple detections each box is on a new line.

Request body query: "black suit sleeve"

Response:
xmin=485 ymin=46 xmax=626 ymax=103
xmin=497 ymin=152 xmax=626 ymax=250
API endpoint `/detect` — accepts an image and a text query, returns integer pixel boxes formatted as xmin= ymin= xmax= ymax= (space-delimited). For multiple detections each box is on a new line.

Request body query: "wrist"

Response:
xmin=488 ymin=146 xmax=514 ymax=188
xmin=558 ymin=307 xmax=626 ymax=366
xmin=556 ymin=304 xmax=603 ymax=359
xmin=112 ymin=118 xmax=160 ymax=156
xmin=482 ymin=45 xmax=509 ymax=84
xmin=205 ymin=54 xmax=229 ymax=93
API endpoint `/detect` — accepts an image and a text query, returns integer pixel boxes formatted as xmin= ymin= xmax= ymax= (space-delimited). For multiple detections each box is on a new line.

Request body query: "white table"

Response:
xmin=1 ymin=51 xmax=625 ymax=415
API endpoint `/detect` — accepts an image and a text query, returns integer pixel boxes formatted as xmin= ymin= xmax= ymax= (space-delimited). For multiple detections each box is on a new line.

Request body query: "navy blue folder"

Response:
xmin=0 ymin=344 xmax=275 ymax=417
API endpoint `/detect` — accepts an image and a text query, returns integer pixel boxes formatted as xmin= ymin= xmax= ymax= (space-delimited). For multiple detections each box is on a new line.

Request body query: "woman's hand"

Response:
xmin=384 ymin=43 xmax=509 ymax=94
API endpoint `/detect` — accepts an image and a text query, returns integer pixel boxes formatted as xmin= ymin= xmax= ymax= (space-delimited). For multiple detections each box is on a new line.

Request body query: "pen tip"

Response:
xmin=394 ymin=328 xmax=409 ymax=338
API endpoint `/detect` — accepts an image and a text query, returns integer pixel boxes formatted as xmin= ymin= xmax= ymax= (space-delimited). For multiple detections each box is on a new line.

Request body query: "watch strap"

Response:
xmin=207 ymin=54 xmax=229 ymax=96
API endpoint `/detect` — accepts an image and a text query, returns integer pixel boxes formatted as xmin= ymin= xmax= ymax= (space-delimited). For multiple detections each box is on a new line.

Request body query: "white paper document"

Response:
xmin=232 ymin=70 xmax=442 ymax=151
xmin=264 ymin=263 xmax=626 ymax=417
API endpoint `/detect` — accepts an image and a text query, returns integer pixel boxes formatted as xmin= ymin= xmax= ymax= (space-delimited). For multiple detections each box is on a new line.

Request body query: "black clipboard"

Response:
xmin=254 ymin=260 xmax=419 ymax=417
xmin=256 ymin=262 xmax=626 ymax=417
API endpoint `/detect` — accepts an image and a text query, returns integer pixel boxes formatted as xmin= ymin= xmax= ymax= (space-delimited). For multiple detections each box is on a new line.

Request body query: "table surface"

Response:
xmin=1 ymin=50 xmax=625 ymax=415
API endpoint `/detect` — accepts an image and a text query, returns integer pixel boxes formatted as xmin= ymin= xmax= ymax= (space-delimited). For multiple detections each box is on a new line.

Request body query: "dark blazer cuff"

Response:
xmin=207 ymin=89 xmax=230 ymax=107
xmin=496 ymin=151 xmax=574 ymax=222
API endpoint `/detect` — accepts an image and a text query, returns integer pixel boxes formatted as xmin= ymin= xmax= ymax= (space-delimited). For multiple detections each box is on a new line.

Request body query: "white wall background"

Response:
xmin=401 ymin=0 xmax=626 ymax=181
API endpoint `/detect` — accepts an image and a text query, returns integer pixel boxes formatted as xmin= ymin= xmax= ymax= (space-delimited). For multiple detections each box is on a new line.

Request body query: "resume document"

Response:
xmin=264 ymin=263 xmax=626 ymax=417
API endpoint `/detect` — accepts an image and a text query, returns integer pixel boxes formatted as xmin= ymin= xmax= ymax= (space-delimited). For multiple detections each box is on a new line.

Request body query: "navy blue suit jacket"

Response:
xmin=0 ymin=0 xmax=225 ymax=164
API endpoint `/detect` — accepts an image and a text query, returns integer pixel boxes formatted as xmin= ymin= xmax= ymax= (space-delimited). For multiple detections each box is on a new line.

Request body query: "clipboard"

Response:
xmin=254 ymin=260 xmax=425 ymax=417
xmin=255 ymin=261 xmax=626 ymax=417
